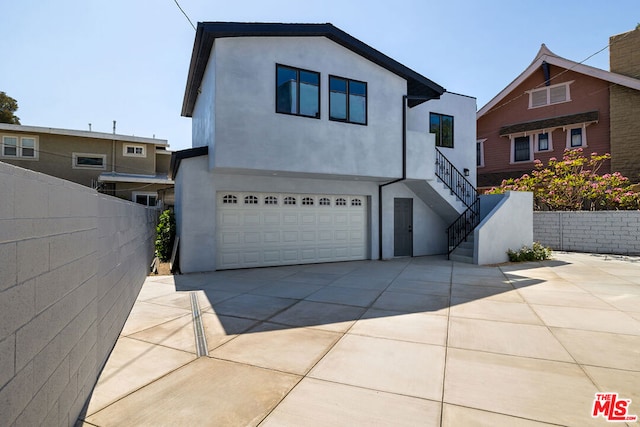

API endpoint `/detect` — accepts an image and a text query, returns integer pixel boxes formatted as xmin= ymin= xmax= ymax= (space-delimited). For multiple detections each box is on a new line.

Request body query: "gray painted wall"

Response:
xmin=534 ymin=211 xmax=640 ymax=255
xmin=0 ymin=162 xmax=156 ymax=426
xmin=194 ymin=36 xmax=405 ymax=178
xmin=475 ymin=191 xmax=534 ymax=264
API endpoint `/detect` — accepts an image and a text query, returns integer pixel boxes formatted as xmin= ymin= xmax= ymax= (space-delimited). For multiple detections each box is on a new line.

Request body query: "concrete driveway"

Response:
xmin=78 ymin=252 xmax=640 ymax=426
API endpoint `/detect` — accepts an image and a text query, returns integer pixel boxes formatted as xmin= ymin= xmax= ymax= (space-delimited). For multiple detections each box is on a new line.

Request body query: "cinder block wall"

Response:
xmin=534 ymin=211 xmax=640 ymax=255
xmin=0 ymin=162 xmax=157 ymax=426
xmin=610 ymin=27 xmax=640 ymax=182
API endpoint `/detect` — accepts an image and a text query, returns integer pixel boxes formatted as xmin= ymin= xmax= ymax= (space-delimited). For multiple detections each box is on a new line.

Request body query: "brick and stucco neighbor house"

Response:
xmin=0 ymin=123 xmax=173 ymax=206
xmin=171 ymin=22 xmax=530 ymax=272
xmin=477 ymin=27 xmax=640 ymax=190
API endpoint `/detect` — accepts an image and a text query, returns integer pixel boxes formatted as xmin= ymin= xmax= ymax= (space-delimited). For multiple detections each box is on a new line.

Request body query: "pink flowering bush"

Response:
xmin=486 ymin=149 xmax=640 ymax=211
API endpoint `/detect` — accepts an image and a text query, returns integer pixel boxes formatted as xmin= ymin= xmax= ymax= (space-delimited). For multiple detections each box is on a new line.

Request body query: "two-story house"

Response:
xmin=171 ymin=22 xmax=528 ymax=273
xmin=477 ymin=27 xmax=640 ymax=190
xmin=0 ymin=123 xmax=173 ymax=206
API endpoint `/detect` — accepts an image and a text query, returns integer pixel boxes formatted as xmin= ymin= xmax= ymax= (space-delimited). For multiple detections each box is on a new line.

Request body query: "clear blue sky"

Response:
xmin=2 ymin=0 xmax=638 ymax=151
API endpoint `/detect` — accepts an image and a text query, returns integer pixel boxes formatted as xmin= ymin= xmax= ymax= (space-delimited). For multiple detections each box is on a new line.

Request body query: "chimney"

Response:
xmin=610 ymin=27 xmax=640 ymax=79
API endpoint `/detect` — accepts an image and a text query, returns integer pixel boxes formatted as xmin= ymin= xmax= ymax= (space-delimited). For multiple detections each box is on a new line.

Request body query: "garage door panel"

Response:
xmin=217 ymin=192 xmax=367 ymax=269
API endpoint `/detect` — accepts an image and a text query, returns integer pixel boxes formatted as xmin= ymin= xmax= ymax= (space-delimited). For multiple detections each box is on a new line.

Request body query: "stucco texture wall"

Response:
xmin=0 ymin=162 xmax=157 ymax=426
xmin=534 ymin=211 xmax=640 ymax=255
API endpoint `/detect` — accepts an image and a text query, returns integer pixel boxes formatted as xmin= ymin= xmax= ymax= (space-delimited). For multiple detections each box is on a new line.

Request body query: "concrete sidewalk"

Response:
xmin=78 ymin=253 xmax=640 ymax=426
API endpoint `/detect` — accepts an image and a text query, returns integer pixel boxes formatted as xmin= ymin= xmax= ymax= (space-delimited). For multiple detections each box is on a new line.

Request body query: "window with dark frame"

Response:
xmin=329 ymin=76 xmax=367 ymax=125
xmin=429 ymin=113 xmax=454 ymax=148
xmin=514 ymin=136 xmax=531 ymax=162
xmin=538 ymin=133 xmax=549 ymax=151
xmin=570 ymin=128 xmax=583 ymax=147
xmin=276 ymin=64 xmax=320 ymax=118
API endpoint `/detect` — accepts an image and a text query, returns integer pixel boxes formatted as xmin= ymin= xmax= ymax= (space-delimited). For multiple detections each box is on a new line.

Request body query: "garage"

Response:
xmin=216 ymin=192 xmax=368 ymax=269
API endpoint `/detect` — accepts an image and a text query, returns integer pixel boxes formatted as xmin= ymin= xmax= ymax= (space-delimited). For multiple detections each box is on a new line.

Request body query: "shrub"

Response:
xmin=486 ymin=149 xmax=640 ymax=211
xmin=155 ymin=209 xmax=176 ymax=261
xmin=507 ymin=242 xmax=552 ymax=262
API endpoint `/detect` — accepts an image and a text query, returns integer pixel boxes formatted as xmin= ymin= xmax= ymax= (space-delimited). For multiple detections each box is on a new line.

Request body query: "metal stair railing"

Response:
xmin=434 ymin=148 xmax=480 ymax=258
xmin=434 ymin=148 xmax=476 ymax=208
xmin=446 ymin=198 xmax=480 ymax=258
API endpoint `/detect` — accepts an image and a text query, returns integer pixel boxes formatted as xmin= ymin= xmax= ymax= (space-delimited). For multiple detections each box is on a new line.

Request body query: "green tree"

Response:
xmin=0 ymin=92 xmax=21 ymax=124
xmin=487 ymin=149 xmax=640 ymax=211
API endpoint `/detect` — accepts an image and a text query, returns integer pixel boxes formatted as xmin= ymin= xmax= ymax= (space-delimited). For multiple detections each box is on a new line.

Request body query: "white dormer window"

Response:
xmin=123 ymin=144 xmax=146 ymax=157
xmin=527 ymin=81 xmax=573 ymax=109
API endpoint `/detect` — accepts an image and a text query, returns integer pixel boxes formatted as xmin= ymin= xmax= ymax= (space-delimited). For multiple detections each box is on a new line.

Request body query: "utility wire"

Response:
xmin=482 ymin=30 xmax=634 ymax=117
xmin=173 ymin=0 xmax=196 ymax=31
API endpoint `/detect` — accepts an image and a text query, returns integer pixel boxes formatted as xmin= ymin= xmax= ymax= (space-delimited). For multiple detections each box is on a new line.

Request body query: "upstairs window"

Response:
xmin=73 ymin=153 xmax=106 ymax=169
xmin=430 ymin=113 xmax=454 ymax=148
xmin=2 ymin=135 xmax=38 ymax=159
xmin=124 ymin=144 xmax=146 ymax=157
xmin=276 ymin=64 xmax=320 ymax=118
xmin=528 ymin=81 xmax=572 ymax=108
xmin=329 ymin=76 xmax=367 ymax=125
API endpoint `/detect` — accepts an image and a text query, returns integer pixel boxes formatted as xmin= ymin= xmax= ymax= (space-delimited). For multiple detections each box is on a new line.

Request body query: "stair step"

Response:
xmin=457 ymin=241 xmax=474 ymax=250
xmin=452 ymin=246 xmax=473 ymax=257
xmin=450 ymin=253 xmax=474 ymax=263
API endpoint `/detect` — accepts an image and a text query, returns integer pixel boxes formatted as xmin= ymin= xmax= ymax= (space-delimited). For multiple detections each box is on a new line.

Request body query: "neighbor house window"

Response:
xmin=276 ymin=64 xmax=320 ymax=118
xmin=430 ymin=113 xmax=454 ymax=148
xmin=511 ymin=136 xmax=532 ymax=163
xmin=132 ymin=192 xmax=157 ymax=207
xmin=536 ymin=132 xmax=551 ymax=151
xmin=527 ymin=81 xmax=572 ymax=108
xmin=72 ymin=153 xmax=107 ymax=169
xmin=329 ymin=76 xmax=367 ymax=125
xmin=569 ymin=128 xmax=584 ymax=147
xmin=476 ymin=139 xmax=486 ymax=167
xmin=123 ymin=144 xmax=146 ymax=157
xmin=2 ymin=135 xmax=38 ymax=159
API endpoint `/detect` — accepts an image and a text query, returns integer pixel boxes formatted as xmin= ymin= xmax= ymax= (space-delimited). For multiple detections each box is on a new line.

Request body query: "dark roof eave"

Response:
xmin=169 ymin=146 xmax=209 ymax=179
xmin=181 ymin=22 xmax=445 ymax=117
xmin=499 ymin=111 xmax=600 ymax=136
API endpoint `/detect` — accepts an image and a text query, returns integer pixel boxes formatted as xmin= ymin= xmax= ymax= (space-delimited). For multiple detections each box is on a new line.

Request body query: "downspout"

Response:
xmin=378 ymin=95 xmax=408 ymax=260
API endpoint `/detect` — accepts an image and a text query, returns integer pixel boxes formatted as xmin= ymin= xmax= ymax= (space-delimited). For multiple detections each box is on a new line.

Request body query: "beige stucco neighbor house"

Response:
xmin=0 ymin=123 xmax=173 ymax=206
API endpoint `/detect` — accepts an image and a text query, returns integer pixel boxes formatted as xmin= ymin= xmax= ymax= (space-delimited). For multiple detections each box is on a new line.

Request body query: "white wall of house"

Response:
xmin=409 ymin=92 xmax=478 ymax=187
xmin=174 ymin=156 xmax=217 ymax=273
xmin=381 ymin=182 xmax=448 ymax=259
xmin=200 ymin=36 xmax=406 ymax=179
xmin=175 ymin=155 xmax=454 ymax=272
xmin=192 ymin=45 xmax=217 ymax=169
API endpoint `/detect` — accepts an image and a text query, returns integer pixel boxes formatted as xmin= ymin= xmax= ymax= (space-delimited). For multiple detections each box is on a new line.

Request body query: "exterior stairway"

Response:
xmin=450 ymin=233 xmax=474 ymax=263
xmin=408 ymin=147 xmax=480 ymax=263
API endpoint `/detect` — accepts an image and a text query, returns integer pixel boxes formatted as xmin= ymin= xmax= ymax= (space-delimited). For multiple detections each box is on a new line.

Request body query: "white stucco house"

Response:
xmin=171 ymin=22 xmax=530 ymax=273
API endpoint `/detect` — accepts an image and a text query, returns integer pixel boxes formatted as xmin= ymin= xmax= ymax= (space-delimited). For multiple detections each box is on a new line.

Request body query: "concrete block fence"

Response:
xmin=0 ymin=162 xmax=157 ymax=426
xmin=534 ymin=211 xmax=640 ymax=255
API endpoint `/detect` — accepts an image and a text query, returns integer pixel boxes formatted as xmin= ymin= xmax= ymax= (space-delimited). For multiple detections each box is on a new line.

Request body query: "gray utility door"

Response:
xmin=394 ymin=198 xmax=413 ymax=257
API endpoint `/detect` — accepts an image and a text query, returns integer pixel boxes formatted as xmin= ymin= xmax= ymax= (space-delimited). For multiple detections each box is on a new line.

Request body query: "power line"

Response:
xmin=483 ymin=30 xmax=634 ymax=117
xmin=173 ymin=0 xmax=196 ymax=31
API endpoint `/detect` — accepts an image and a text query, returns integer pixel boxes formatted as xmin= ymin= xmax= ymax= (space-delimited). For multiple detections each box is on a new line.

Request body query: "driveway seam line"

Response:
xmin=190 ymin=291 xmax=209 ymax=357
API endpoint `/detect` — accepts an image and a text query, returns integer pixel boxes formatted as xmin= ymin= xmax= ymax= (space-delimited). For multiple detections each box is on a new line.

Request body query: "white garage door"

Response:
xmin=216 ymin=192 xmax=367 ymax=269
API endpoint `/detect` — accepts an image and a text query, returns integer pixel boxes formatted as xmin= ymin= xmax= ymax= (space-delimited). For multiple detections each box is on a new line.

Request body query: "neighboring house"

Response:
xmin=0 ymin=123 xmax=173 ymax=206
xmin=477 ymin=27 xmax=640 ymax=190
xmin=171 ymin=22 xmax=525 ymax=272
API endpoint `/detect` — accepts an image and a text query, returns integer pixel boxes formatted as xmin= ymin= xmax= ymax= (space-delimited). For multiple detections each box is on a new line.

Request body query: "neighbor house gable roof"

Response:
xmin=181 ymin=22 xmax=445 ymax=117
xmin=477 ymin=44 xmax=640 ymax=118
